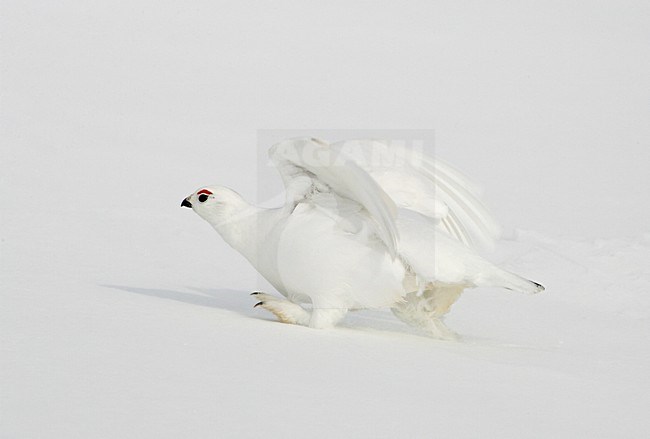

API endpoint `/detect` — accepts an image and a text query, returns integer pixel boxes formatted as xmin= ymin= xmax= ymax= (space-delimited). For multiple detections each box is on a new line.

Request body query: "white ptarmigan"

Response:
xmin=181 ymin=138 xmax=544 ymax=338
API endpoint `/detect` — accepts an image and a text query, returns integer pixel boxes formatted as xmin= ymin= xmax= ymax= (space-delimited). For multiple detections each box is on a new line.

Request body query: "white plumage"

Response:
xmin=182 ymin=138 xmax=543 ymax=338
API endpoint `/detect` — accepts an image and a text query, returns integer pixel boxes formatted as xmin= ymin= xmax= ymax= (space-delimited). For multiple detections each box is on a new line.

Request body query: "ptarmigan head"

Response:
xmin=181 ymin=185 xmax=248 ymax=227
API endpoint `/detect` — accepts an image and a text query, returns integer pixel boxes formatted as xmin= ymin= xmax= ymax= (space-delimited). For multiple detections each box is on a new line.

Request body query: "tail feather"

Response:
xmin=487 ymin=269 xmax=545 ymax=294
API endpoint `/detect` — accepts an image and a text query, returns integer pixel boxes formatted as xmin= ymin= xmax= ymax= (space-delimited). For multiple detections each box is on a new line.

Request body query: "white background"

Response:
xmin=2 ymin=1 xmax=649 ymax=438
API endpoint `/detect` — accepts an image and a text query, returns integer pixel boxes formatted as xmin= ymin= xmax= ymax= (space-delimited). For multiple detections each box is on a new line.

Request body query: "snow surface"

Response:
xmin=2 ymin=1 xmax=650 ymax=438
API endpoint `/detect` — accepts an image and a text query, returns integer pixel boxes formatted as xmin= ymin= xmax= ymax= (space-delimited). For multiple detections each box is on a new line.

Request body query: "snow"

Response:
xmin=2 ymin=1 xmax=650 ymax=438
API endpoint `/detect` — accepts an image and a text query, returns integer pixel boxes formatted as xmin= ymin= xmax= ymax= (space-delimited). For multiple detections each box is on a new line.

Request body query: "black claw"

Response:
xmin=254 ymin=302 xmax=264 ymax=308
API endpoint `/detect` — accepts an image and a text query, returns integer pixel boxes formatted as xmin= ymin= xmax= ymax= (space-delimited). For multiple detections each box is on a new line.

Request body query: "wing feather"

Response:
xmin=270 ymin=138 xmax=400 ymax=257
xmin=328 ymin=139 xmax=501 ymax=250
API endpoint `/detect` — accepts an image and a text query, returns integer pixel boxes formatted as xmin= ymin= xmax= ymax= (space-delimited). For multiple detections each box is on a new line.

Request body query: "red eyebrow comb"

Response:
xmin=197 ymin=189 xmax=213 ymax=195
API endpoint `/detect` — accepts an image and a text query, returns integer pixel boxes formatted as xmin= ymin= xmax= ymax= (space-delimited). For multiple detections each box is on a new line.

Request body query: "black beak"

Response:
xmin=181 ymin=198 xmax=192 ymax=208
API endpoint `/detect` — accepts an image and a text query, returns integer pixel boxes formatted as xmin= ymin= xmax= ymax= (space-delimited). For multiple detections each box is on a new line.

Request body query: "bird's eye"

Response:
xmin=198 ymin=194 xmax=209 ymax=203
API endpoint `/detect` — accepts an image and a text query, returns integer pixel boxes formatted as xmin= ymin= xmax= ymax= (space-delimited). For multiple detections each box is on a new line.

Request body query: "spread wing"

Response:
xmin=328 ymin=139 xmax=501 ymax=250
xmin=269 ymin=138 xmax=400 ymax=257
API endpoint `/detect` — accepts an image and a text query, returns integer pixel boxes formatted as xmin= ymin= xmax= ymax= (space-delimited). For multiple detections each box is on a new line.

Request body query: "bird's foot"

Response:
xmin=424 ymin=318 xmax=461 ymax=341
xmin=308 ymin=306 xmax=348 ymax=329
xmin=391 ymin=306 xmax=461 ymax=340
xmin=251 ymin=292 xmax=310 ymax=326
